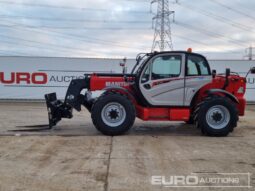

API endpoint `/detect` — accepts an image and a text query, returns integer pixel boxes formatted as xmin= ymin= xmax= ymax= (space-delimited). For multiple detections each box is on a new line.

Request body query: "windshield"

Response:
xmin=131 ymin=53 xmax=152 ymax=74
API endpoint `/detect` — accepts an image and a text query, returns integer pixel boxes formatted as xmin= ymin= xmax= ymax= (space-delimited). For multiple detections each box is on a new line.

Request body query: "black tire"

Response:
xmin=187 ymin=101 xmax=206 ymax=125
xmin=195 ymin=96 xmax=238 ymax=137
xmin=91 ymin=92 xmax=136 ymax=136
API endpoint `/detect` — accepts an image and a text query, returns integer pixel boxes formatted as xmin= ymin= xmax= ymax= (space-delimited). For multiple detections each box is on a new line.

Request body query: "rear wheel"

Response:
xmin=91 ymin=93 xmax=135 ymax=136
xmin=195 ymin=96 xmax=238 ymax=136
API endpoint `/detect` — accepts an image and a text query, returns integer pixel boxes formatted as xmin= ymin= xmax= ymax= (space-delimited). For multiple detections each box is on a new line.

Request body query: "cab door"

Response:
xmin=139 ymin=53 xmax=185 ymax=106
xmin=184 ymin=54 xmax=212 ymax=106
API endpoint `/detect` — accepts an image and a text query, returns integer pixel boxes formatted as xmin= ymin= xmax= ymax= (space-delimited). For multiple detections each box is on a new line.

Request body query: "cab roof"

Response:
xmin=151 ymin=51 xmax=206 ymax=57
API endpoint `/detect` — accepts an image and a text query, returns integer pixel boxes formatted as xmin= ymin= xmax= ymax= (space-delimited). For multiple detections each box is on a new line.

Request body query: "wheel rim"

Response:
xmin=101 ymin=102 xmax=126 ymax=127
xmin=206 ymin=105 xmax=230 ymax=130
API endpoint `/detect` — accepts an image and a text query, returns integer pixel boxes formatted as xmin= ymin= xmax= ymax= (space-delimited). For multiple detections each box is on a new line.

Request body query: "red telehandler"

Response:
xmin=43 ymin=51 xmax=255 ymax=136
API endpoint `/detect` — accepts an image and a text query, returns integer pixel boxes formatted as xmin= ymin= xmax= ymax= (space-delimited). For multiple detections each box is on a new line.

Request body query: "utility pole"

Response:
xmin=244 ymin=46 xmax=255 ymax=60
xmin=151 ymin=0 xmax=175 ymax=52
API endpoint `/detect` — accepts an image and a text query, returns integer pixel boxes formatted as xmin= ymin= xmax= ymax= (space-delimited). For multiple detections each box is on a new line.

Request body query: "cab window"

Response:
xmin=141 ymin=65 xmax=150 ymax=83
xmin=151 ymin=55 xmax=182 ymax=80
xmin=186 ymin=55 xmax=210 ymax=76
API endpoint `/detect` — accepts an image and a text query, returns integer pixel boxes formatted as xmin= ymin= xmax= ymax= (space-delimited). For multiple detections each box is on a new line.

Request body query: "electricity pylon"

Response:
xmin=151 ymin=0 xmax=175 ymax=52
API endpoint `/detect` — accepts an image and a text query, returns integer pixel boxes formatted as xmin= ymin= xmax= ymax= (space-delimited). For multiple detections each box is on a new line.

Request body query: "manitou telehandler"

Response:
xmin=44 ymin=50 xmax=255 ymax=136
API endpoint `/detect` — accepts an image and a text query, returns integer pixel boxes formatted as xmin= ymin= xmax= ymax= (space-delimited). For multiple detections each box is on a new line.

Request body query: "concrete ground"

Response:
xmin=0 ymin=102 xmax=254 ymax=191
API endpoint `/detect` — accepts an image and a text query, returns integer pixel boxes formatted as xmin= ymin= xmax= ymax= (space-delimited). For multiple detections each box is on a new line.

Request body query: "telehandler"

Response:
xmin=44 ymin=50 xmax=255 ymax=136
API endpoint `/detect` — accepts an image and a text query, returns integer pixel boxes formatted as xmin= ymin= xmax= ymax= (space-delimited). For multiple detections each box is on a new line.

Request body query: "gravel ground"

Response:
xmin=0 ymin=102 xmax=254 ymax=191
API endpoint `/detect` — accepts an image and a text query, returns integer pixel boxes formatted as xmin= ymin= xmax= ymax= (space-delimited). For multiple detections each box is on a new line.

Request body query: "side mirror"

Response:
xmin=245 ymin=67 xmax=255 ymax=78
xmin=250 ymin=67 xmax=255 ymax=74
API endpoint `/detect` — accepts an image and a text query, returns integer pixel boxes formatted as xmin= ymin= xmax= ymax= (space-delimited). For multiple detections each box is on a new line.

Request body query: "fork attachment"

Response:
xmin=45 ymin=93 xmax=73 ymax=128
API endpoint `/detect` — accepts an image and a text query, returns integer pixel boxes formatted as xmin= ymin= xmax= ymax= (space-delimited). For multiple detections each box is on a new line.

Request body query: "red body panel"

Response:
xmin=198 ymin=75 xmax=246 ymax=116
xmin=90 ymin=74 xmax=134 ymax=92
xmin=136 ymin=105 xmax=190 ymax=121
xmin=89 ymin=73 xmax=246 ymax=121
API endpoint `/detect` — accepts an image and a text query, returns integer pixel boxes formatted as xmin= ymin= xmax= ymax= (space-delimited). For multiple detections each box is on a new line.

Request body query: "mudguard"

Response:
xmin=206 ymin=89 xmax=239 ymax=103
xmin=103 ymin=86 xmax=136 ymax=103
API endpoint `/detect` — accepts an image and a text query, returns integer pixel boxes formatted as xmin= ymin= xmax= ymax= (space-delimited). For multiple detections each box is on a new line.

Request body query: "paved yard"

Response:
xmin=0 ymin=102 xmax=254 ymax=191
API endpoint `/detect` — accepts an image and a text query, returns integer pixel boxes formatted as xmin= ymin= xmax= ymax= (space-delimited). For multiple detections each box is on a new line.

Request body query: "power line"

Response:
xmin=0 ymin=34 xmax=87 ymax=55
xmin=0 ymin=0 xmax=249 ymax=56
xmin=0 ymin=19 xmax=148 ymax=48
xmin=1 ymin=19 xmax=219 ymax=51
xmin=175 ymin=1 xmax=254 ymax=32
xmin=0 ymin=15 xmax=151 ymax=23
xmin=0 ymin=20 xmax=242 ymax=55
xmin=174 ymin=21 xmax=247 ymax=48
xmin=3 ymin=25 xmax=151 ymax=30
xmin=0 ymin=21 xmax=142 ymax=55
xmin=1 ymin=39 xmax=68 ymax=52
xmin=0 ymin=0 xmax=149 ymax=14
xmin=209 ymin=0 xmax=255 ymax=21
xmin=173 ymin=34 xmax=208 ymax=46
xmin=0 ymin=16 xmax=151 ymax=29
xmin=172 ymin=33 xmax=242 ymax=54
xmin=0 ymin=21 xmax=149 ymax=50
xmin=231 ymin=0 xmax=255 ymax=13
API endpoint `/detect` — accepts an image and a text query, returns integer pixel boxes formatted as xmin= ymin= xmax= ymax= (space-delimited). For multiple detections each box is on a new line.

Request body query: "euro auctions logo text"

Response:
xmin=0 ymin=72 xmax=84 ymax=85
xmin=0 ymin=72 xmax=48 ymax=85
xmin=151 ymin=173 xmax=251 ymax=188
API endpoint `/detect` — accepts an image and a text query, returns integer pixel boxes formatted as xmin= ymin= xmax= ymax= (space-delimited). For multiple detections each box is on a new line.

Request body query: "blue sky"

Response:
xmin=0 ymin=0 xmax=254 ymax=59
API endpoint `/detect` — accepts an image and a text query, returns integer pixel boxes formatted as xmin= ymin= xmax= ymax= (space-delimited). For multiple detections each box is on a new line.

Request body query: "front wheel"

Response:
xmin=195 ymin=97 xmax=238 ymax=136
xmin=91 ymin=93 xmax=136 ymax=136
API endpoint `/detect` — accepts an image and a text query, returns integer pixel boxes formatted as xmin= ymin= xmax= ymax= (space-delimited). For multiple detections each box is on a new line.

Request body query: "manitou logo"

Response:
xmin=105 ymin=81 xmax=132 ymax=87
xmin=0 ymin=72 xmax=48 ymax=84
